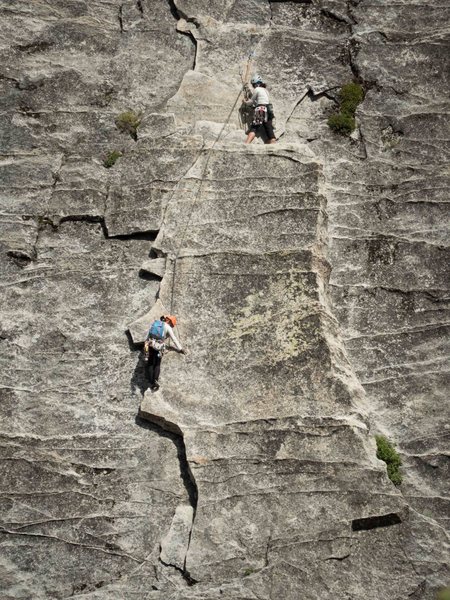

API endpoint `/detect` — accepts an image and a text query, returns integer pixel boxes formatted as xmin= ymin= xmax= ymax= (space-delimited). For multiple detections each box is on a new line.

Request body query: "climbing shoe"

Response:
xmin=151 ymin=382 xmax=160 ymax=392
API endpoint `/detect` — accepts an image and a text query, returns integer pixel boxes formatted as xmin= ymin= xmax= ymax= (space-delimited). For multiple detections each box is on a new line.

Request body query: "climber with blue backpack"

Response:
xmin=144 ymin=315 xmax=185 ymax=391
xmin=244 ymin=75 xmax=276 ymax=145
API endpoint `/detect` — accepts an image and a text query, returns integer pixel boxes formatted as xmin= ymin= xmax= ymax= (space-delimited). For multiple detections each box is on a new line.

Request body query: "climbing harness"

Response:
xmin=254 ymin=105 xmax=268 ymax=125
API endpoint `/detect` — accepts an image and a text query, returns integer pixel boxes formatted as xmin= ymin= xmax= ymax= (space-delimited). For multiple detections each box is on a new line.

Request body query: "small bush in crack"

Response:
xmin=328 ymin=82 xmax=364 ymax=135
xmin=339 ymin=82 xmax=364 ymax=115
xmin=103 ymin=150 xmax=122 ymax=169
xmin=328 ymin=112 xmax=355 ymax=135
xmin=115 ymin=110 xmax=141 ymax=139
xmin=376 ymin=435 xmax=402 ymax=486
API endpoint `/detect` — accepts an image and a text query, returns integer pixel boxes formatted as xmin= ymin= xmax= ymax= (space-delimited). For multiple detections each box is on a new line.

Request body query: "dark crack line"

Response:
xmin=167 ymin=0 xmax=198 ymax=70
xmin=57 ymin=215 xmax=158 ymax=241
xmin=159 ymin=555 xmax=198 ymax=586
xmin=347 ymin=38 xmax=362 ymax=82
xmin=359 ymin=126 xmax=368 ymax=159
xmin=135 ymin=416 xmax=198 ymax=581
xmin=118 ymin=5 xmax=124 ymax=33
xmin=135 ymin=417 xmax=197 ymax=512
xmin=325 ymin=553 xmax=350 ymax=561
xmin=269 ymin=0 xmax=312 ymax=4
xmin=279 ymin=86 xmax=339 ymax=139
xmin=346 ymin=0 xmax=358 ymax=25
xmin=352 ymin=512 xmax=402 ymax=531
xmin=321 ymin=7 xmax=352 ymax=29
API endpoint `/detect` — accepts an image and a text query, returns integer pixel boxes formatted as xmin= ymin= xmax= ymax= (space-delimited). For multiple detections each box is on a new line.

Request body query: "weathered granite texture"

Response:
xmin=0 ymin=0 xmax=448 ymax=599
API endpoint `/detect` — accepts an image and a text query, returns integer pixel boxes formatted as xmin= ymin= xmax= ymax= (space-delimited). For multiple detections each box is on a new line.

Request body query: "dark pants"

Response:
xmin=147 ymin=348 xmax=162 ymax=385
xmin=250 ymin=119 xmax=275 ymax=140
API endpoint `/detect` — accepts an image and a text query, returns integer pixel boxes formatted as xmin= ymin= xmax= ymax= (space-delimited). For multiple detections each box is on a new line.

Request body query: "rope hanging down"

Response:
xmin=167 ymin=51 xmax=256 ymax=320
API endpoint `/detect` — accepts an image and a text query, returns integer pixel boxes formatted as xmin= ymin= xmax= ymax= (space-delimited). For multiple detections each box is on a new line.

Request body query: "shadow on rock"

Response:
xmin=130 ymin=350 xmax=151 ymax=396
xmin=134 ymin=415 xmax=198 ymax=509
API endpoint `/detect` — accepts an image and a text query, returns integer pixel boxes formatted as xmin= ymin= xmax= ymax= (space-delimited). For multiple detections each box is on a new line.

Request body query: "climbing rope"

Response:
xmin=147 ymin=50 xmax=257 ymax=350
xmin=167 ymin=51 xmax=256 ymax=319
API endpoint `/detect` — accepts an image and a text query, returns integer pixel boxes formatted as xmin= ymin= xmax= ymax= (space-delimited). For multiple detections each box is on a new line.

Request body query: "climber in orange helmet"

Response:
xmin=144 ymin=315 xmax=185 ymax=391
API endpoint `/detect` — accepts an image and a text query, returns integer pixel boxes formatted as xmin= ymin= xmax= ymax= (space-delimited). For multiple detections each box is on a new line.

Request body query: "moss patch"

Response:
xmin=376 ymin=435 xmax=402 ymax=486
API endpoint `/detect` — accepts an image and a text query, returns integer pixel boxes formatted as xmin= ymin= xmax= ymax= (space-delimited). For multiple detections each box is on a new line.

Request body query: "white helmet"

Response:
xmin=251 ymin=74 xmax=264 ymax=85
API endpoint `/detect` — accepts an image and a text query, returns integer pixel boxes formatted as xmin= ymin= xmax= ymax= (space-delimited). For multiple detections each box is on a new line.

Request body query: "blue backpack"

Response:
xmin=148 ymin=320 xmax=165 ymax=340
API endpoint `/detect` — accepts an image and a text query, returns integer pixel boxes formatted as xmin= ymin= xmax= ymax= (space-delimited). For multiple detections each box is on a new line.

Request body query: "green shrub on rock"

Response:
xmin=103 ymin=150 xmax=122 ymax=169
xmin=339 ymin=82 xmax=364 ymax=115
xmin=328 ymin=113 xmax=356 ymax=135
xmin=328 ymin=82 xmax=364 ymax=136
xmin=376 ymin=435 xmax=402 ymax=486
xmin=115 ymin=110 xmax=141 ymax=139
xmin=437 ymin=588 xmax=450 ymax=600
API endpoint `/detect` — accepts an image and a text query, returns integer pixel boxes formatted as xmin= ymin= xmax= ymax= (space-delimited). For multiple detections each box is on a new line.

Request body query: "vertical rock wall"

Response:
xmin=0 ymin=0 xmax=448 ymax=598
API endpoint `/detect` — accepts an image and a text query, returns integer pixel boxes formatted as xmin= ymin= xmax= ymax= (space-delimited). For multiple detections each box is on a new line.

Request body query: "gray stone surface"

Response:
xmin=0 ymin=0 xmax=448 ymax=599
xmin=160 ymin=504 xmax=194 ymax=570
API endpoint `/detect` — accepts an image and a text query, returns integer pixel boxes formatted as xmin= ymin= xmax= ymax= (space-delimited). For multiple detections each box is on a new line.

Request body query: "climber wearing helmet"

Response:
xmin=144 ymin=315 xmax=185 ymax=391
xmin=244 ymin=75 xmax=276 ymax=145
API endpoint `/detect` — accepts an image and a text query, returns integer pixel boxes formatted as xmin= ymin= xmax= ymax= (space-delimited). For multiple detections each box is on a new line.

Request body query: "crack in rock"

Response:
xmin=135 ymin=416 xmax=198 ymax=583
xmin=57 ymin=215 xmax=158 ymax=241
xmin=118 ymin=5 xmax=124 ymax=33
xmin=352 ymin=512 xmax=402 ymax=531
xmin=168 ymin=0 xmax=199 ymax=71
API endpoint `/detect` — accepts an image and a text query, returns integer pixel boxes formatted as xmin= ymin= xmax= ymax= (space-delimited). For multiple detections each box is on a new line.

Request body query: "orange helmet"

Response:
xmin=162 ymin=314 xmax=177 ymax=328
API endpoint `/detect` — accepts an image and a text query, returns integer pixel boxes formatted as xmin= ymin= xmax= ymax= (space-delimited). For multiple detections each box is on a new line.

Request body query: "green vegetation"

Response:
xmin=103 ymin=150 xmax=122 ymax=169
xmin=115 ymin=110 xmax=141 ymax=139
xmin=437 ymin=588 xmax=450 ymax=600
xmin=328 ymin=113 xmax=355 ymax=135
xmin=375 ymin=435 xmax=402 ymax=486
xmin=339 ymin=82 xmax=364 ymax=114
xmin=328 ymin=82 xmax=364 ymax=135
xmin=243 ymin=567 xmax=257 ymax=577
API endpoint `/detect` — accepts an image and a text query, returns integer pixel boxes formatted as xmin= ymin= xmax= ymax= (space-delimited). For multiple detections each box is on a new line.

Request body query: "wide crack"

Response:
xmin=57 ymin=215 xmax=158 ymax=241
xmin=135 ymin=416 xmax=198 ymax=584
xmin=352 ymin=512 xmax=402 ymax=531
xmin=167 ymin=0 xmax=198 ymax=71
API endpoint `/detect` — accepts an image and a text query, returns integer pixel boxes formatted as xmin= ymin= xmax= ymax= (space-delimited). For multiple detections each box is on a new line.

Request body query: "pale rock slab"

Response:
xmin=160 ymin=504 xmax=195 ymax=570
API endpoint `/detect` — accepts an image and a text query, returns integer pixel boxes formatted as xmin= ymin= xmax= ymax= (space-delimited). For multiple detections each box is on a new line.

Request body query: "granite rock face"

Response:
xmin=0 ymin=0 xmax=448 ymax=599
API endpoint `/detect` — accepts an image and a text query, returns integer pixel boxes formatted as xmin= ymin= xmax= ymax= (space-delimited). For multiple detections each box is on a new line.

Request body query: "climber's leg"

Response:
xmin=264 ymin=121 xmax=277 ymax=144
xmin=148 ymin=348 xmax=162 ymax=389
